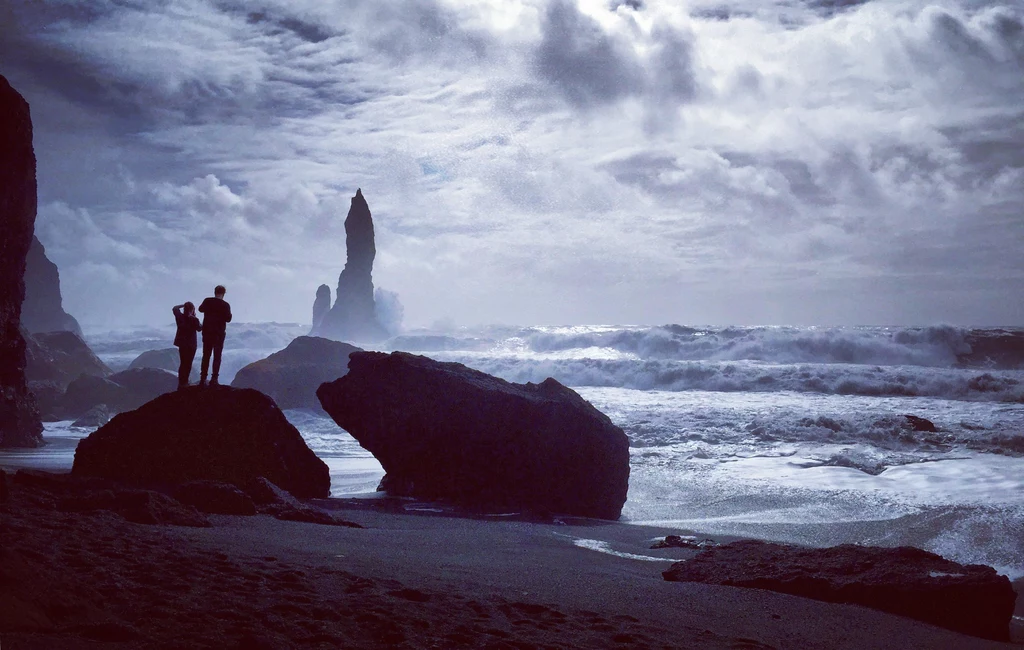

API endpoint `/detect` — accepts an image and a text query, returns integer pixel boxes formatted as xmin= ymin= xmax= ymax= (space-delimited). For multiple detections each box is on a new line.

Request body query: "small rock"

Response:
xmin=245 ymin=477 xmax=300 ymax=508
xmin=650 ymin=535 xmax=718 ymax=550
xmin=174 ymin=480 xmax=256 ymax=516
xmin=57 ymin=488 xmax=211 ymax=527
xmin=274 ymin=506 xmax=362 ymax=528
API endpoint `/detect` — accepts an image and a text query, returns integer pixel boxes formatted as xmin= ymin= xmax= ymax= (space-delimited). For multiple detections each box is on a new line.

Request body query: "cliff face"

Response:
xmin=313 ymin=189 xmax=387 ymax=342
xmin=23 ymin=235 xmax=83 ymax=336
xmin=0 ymin=74 xmax=44 ymax=448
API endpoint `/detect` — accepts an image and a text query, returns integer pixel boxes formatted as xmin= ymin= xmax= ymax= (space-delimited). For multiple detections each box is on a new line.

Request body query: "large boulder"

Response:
xmin=662 ymin=539 xmax=1017 ymax=641
xmin=25 ymin=330 xmax=111 ymax=387
xmin=22 ymin=235 xmax=83 ymax=337
xmin=0 ymin=74 xmax=43 ymax=448
xmin=72 ymin=386 xmax=330 ymax=499
xmin=231 ymin=336 xmax=361 ymax=411
xmin=317 ymin=351 xmax=630 ymax=519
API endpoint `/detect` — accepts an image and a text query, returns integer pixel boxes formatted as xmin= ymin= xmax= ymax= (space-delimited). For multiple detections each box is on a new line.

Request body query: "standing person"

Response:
xmin=172 ymin=302 xmax=202 ymax=390
xmin=198 ymin=285 xmax=232 ymax=386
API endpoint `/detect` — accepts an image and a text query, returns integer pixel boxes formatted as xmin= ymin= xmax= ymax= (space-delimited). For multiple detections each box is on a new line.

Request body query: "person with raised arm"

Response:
xmin=172 ymin=301 xmax=202 ymax=390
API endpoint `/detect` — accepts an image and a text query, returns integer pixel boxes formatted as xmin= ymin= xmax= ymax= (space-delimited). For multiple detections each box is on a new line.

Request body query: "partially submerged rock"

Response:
xmin=903 ymin=414 xmax=937 ymax=432
xmin=231 ymin=336 xmax=361 ymax=411
xmin=650 ymin=535 xmax=718 ymax=550
xmin=662 ymin=539 xmax=1016 ymax=641
xmin=73 ymin=386 xmax=330 ymax=499
xmin=317 ymin=351 xmax=630 ymax=519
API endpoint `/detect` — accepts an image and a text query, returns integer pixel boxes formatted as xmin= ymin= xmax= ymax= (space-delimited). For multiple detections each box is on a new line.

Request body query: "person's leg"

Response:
xmin=211 ymin=332 xmax=224 ymax=384
xmin=183 ymin=346 xmax=197 ymax=387
xmin=200 ymin=336 xmax=213 ymax=385
xmin=177 ymin=346 xmax=191 ymax=389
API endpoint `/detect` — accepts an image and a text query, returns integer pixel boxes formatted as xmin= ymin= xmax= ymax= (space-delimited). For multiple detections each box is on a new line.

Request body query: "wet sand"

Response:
xmin=2 ymin=475 xmax=1019 ymax=649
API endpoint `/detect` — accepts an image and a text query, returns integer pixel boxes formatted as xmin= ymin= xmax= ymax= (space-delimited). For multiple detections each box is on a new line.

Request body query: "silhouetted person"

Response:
xmin=198 ymin=285 xmax=232 ymax=386
xmin=172 ymin=302 xmax=202 ymax=390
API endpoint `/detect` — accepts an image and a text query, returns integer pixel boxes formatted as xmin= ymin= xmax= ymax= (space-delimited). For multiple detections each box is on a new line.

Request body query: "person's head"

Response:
xmin=214 ymin=285 xmax=226 ymax=298
xmin=183 ymin=301 xmax=195 ymax=316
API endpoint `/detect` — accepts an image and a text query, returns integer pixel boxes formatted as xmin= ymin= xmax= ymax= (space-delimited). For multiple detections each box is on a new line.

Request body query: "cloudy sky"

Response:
xmin=2 ymin=0 xmax=1022 ymax=330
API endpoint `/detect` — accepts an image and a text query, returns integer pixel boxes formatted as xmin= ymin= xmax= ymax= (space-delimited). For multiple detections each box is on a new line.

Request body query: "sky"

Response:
xmin=2 ymin=0 xmax=1022 ymax=330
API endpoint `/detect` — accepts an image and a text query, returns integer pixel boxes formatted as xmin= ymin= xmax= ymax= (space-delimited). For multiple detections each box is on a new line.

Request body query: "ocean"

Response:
xmin=9 ymin=322 xmax=1024 ymax=579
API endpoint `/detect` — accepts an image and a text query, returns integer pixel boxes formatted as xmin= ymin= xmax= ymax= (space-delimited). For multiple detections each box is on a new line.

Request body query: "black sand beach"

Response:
xmin=2 ymin=474 xmax=1020 ymax=649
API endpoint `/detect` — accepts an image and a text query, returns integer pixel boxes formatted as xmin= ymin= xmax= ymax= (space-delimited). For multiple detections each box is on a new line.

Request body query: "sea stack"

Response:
xmin=23 ymin=235 xmax=83 ymax=336
xmin=310 ymin=284 xmax=331 ymax=334
xmin=0 ymin=74 xmax=44 ymax=448
xmin=312 ymin=189 xmax=387 ymax=342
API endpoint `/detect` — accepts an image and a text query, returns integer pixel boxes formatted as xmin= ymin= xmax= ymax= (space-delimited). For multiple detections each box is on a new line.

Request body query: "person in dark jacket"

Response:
xmin=198 ymin=284 xmax=232 ymax=386
xmin=172 ymin=301 xmax=202 ymax=390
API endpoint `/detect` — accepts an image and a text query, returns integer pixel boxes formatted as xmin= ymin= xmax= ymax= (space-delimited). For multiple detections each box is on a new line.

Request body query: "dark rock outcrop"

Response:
xmin=311 ymin=284 xmax=331 ymax=333
xmin=312 ymin=189 xmax=388 ymax=342
xmin=73 ymin=386 xmax=330 ymax=499
xmin=173 ymin=480 xmax=257 ymax=516
xmin=25 ymin=330 xmax=111 ymax=387
xmin=129 ymin=347 xmax=178 ymax=371
xmin=60 ymin=367 xmax=176 ymax=419
xmin=22 ymin=235 xmax=82 ymax=336
xmin=57 ymin=488 xmax=211 ymax=527
xmin=231 ymin=336 xmax=361 ymax=411
xmin=0 ymin=74 xmax=43 ymax=448
xmin=245 ymin=476 xmax=301 ymax=509
xmin=71 ymin=405 xmax=112 ymax=429
xmin=274 ymin=506 xmax=362 ymax=527
xmin=0 ymin=469 xmax=7 ymax=504
xmin=26 ymin=380 xmax=63 ymax=422
xmin=317 ymin=351 xmax=630 ymax=519
xmin=662 ymin=539 xmax=1017 ymax=641
xmin=651 ymin=535 xmax=718 ymax=550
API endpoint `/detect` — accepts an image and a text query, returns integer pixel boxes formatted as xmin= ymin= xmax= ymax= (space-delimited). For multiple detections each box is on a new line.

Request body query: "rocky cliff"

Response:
xmin=0 ymin=74 xmax=43 ymax=448
xmin=22 ymin=235 xmax=83 ymax=336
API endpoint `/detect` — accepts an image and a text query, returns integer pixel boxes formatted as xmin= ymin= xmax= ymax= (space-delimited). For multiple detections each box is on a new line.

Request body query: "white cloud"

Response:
xmin=5 ymin=0 xmax=1023 ymax=328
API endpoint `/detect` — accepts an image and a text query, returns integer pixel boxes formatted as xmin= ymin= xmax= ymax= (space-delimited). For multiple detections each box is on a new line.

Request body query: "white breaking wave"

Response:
xmin=427 ymin=353 xmax=1024 ymax=402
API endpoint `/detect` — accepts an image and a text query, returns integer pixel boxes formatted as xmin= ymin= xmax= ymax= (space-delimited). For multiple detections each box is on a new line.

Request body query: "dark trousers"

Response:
xmin=177 ymin=345 xmax=196 ymax=387
xmin=201 ymin=331 xmax=225 ymax=381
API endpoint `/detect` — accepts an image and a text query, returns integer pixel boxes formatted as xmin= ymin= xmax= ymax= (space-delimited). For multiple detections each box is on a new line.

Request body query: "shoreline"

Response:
xmin=4 ymin=475 xmax=1022 ymax=649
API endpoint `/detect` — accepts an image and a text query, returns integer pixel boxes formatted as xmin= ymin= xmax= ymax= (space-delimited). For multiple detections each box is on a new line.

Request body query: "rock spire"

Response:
xmin=312 ymin=189 xmax=387 ymax=342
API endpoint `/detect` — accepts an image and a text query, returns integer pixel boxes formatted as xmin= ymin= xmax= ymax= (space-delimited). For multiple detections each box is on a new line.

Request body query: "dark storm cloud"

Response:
xmin=5 ymin=0 xmax=1024 ymax=327
xmin=533 ymin=0 xmax=700 ymax=116
xmin=534 ymin=0 xmax=645 ymax=107
xmin=243 ymin=11 xmax=335 ymax=44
